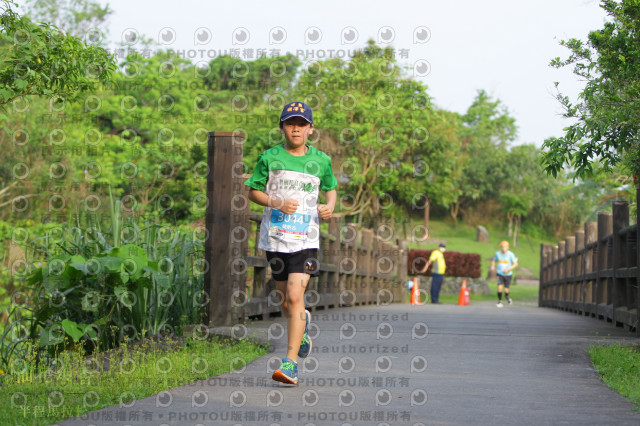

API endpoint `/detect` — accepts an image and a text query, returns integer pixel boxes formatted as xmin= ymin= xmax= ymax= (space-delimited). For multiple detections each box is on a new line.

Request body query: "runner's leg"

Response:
xmin=285 ymin=272 xmax=310 ymax=363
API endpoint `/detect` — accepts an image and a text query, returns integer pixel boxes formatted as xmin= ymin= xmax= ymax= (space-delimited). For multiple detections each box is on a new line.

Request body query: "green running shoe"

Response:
xmin=298 ymin=309 xmax=312 ymax=358
xmin=272 ymin=357 xmax=298 ymax=385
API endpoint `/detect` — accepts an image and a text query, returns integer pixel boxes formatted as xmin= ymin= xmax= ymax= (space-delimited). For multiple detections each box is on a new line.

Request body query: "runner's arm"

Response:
xmin=505 ymin=259 xmax=518 ymax=274
xmin=318 ymin=189 xmax=337 ymax=220
xmin=248 ymin=189 xmax=298 ymax=214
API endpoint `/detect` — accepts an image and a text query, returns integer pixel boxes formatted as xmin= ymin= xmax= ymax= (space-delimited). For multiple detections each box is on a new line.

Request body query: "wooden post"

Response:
xmin=345 ymin=223 xmax=358 ymax=305
xmin=204 ymin=131 xmax=244 ymax=326
xmin=575 ymin=230 xmax=585 ymax=313
xmin=535 ymin=199 xmax=638 ymax=333
xmin=539 ymin=244 xmax=544 ymax=307
xmin=230 ymin=172 xmax=251 ymax=321
xmin=625 ymin=224 xmax=635 ymax=314
xmin=328 ymin=217 xmax=341 ymax=308
xmin=399 ymin=239 xmax=408 ymax=302
xmin=360 ymin=229 xmax=374 ymax=305
xmin=565 ymin=236 xmax=576 ymax=310
xmin=611 ymin=201 xmax=629 ymax=326
xmin=596 ymin=212 xmax=612 ymax=320
xmin=584 ymin=222 xmax=597 ymax=316
xmin=539 ymin=244 xmax=553 ymax=307
xmin=637 ymin=184 xmax=640 ymax=337
xmin=390 ymin=242 xmax=401 ymax=303
xmin=558 ymin=241 xmax=566 ymax=308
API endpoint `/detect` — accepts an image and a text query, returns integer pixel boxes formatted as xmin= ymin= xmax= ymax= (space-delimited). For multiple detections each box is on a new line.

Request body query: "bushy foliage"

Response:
xmin=408 ymin=249 xmax=481 ymax=278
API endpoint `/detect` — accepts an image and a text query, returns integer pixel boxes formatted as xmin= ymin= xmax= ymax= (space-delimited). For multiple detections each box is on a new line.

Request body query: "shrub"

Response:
xmin=408 ymin=249 xmax=481 ymax=278
xmin=0 ymin=190 xmax=205 ymax=372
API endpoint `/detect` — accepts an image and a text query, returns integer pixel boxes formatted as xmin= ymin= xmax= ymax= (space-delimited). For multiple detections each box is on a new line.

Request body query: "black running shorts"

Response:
xmin=266 ymin=248 xmax=320 ymax=281
xmin=497 ymin=274 xmax=512 ymax=288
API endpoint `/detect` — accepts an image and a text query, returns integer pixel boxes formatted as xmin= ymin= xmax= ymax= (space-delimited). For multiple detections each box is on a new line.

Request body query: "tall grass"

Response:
xmin=0 ymin=191 xmax=206 ymax=374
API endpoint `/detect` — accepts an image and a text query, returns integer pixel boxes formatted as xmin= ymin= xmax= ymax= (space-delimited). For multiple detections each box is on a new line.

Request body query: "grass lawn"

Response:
xmin=0 ymin=336 xmax=267 ymax=425
xmin=439 ymin=283 xmax=539 ymax=305
xmin=589 ymin=343 xmax=640 ymax=411
xmin=408 ymin=282 xmax=539 ymax=305
xmin=408 ymin=218 xmax=556 ymax=279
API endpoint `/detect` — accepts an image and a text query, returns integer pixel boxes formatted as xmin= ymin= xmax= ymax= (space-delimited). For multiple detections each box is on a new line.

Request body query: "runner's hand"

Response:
xmin=317 ymin=204 xmax=333 ymax=220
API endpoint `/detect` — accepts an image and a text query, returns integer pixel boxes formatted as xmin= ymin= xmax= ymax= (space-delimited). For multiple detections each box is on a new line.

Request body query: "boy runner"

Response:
xmin=490 ymin=240 xmax=518 ymax=308
xmin=245 ymin=101 xmax=338 ymax=385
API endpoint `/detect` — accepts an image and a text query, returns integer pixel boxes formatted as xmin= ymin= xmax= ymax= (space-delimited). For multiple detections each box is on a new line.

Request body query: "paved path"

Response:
xmin=62 ymin=302 xmax=640 ymax=426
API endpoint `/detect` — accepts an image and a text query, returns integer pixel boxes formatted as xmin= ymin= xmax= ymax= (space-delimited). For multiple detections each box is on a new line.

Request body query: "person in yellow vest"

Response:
xmin=420 ymin=242 xmax=447 ymax=304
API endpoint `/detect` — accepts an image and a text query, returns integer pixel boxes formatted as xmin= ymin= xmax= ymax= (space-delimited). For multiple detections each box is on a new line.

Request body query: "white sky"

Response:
xmin=81 ymin=0 xmax=607 ymax=146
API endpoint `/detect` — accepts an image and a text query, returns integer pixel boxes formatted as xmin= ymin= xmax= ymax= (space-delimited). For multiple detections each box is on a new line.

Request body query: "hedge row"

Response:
xmin=408 ymin=249 xmax=481 ymax=278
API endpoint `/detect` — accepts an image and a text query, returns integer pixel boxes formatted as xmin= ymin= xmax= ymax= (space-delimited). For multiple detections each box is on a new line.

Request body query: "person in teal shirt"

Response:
xmin=490 ymin=240 xmax=518 ymax=307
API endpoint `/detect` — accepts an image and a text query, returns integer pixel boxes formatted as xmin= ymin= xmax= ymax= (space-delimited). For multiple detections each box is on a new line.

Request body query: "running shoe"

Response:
xmin=272 ymin=357 xmax=298 ymax=385
xmin=298 ymin=309 xmax=312 ymax=358
xmin=507 ymin=297 xmax=513 ymax=305
xmin=497 ymin=302 xmax=504 ymax=308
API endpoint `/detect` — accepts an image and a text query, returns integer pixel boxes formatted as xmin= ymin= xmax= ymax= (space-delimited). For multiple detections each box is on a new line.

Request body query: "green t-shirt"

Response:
xmin=245 ymin=144 xmax=337 ymax=253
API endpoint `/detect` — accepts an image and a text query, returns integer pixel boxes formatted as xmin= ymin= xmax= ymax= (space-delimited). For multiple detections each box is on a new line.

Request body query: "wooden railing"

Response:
xmin=539 ymin=201 xmax=639 ymax=336
xmin=204 ymin=131 xmax=408 ymax=326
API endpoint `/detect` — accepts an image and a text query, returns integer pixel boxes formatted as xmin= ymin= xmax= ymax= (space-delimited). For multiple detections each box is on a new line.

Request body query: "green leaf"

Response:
xmin=91 ymin=315 xmax=110 ymax=327
xmin=69 ymin=261 xmax=88 ymax=272
xmin=153 ymin=273 xmax=170 ymax=290
xmin=0 ymin=88 xmax=14 ymax=102
xmin=114 ymin=285 xmax=127 ymax=299
xmin=43 ymin=274 xmax=67 ymax=294
xmin=97 ymin=256 xmax=123 ymax=273
xmin=15 ymin=78 xmax=29 ymax=90
xmin=110 ymin=244 xmax=148 ymax=281
xmin=81 ymin=292 xmax=99 ymax=312
xmin=27 ymin=267 xmax=43 ymax=287
xmin=70 ymin=254 xmax=86 ymax=263
xmin=40 ymin=324 xmax=64 ymax=346
xmin=61 ymin=318 xmax=84 ymax=341
xmin=137 ymin=276 xmax=153 ymax=290
xmin=84 ymin=326 xmax=98 ymax=339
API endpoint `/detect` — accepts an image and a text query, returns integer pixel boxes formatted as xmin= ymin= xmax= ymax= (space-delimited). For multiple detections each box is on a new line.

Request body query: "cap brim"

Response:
xmin=280 ymin=114 xmax=312 ymax=123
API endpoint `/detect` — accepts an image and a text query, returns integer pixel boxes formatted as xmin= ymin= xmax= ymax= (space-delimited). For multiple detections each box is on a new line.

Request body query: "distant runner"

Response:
xmin=490 ymin=240 xmax=518 ymax=308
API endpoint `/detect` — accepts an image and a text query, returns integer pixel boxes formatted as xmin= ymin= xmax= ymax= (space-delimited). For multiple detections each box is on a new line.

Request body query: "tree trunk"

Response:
xmin=402 ymin=219 xmax=409 ymax=242
xmin=513 ymin=214 xmax=521 ymax=248
xmin=423 ymin=197 xmax=430 ymax=233
xmin=450 ymin=202 xmax=460 ymax=228
xmin=507 ymin=212 xmax=513 ymax=237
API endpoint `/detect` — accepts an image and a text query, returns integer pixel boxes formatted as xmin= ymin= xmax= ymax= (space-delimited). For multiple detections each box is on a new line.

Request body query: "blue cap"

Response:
xmin=280 ymin=101 xmax=313 ymax=124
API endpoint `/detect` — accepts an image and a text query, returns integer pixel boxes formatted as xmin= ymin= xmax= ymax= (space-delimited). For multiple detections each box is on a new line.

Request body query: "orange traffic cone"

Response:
xmin=411 ymin=277 xmax=421 ymax=305
xmin=458 ymin=279 xmax=470 ymax=306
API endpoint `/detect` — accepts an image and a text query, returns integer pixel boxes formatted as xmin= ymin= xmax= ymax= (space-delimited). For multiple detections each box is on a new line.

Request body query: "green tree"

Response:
xmin=0 ymin=0 xmax=116 ymax=109
xmin=293 ymin=40 xmax=434 ymax=228
xmin=447 ymin=90 xmax=517 ymax=226
xmin=499 ymin=193 xmax=530 ymax=247
xmin=500 ymin=145 xmax=541 ymax=243
xmin=403 ymin=109 xmax=461 ymax=236
xmin=542 ymin=0 xmax=640 ymax=182
xmin=22 ymin=0 xmax=112 ymax=39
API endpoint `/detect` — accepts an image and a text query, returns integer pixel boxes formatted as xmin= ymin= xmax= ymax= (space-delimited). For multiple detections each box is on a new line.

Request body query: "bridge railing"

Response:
xmin=204 ymin=131 xmax=408 ymax=326
xmin=539 ymin=200 xmax=639 ymax=336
